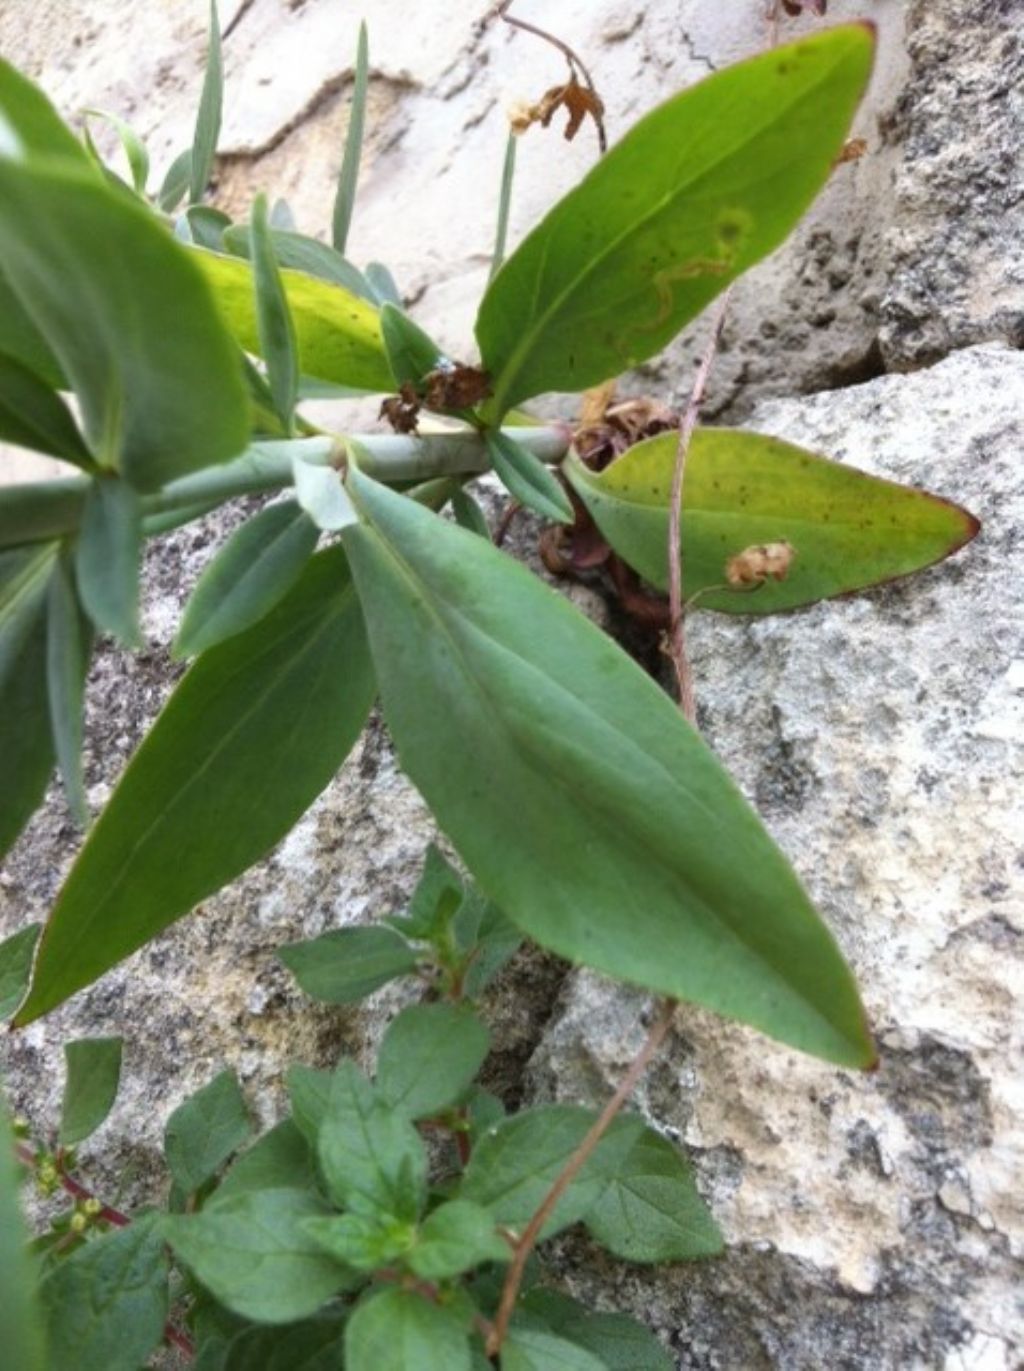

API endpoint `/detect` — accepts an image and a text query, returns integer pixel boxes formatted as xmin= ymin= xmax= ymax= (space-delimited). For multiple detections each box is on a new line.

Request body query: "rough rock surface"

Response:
xmin=3 ymin=346 xmax=1020 ymax=1368
xmin=6 ymin=0 xmax=1019 ymax=442
xmin=1 ymin=3 xmax=1022 ymax=1367
xmin=529 ymin=345 xmax=1024 ymax=1369
xmin=876 ymin=0 xmax=1024 ymax=370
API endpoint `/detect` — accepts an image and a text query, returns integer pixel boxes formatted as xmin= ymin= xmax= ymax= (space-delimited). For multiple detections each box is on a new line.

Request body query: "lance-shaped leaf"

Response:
xmin=192 ymin=247 xmax=392 ymax=394
xmin=487 ymin=431 xmax=573 ymax=525
xmin=174 ymin=500 xmax=319 ymax=658
xmin=251 ymin=194 xmax=300 ymax=433
xmin=476 ymin=26 xmax=874 ymax=416
xmin=0 ymin=272 xmax=65 ymax=391
xmin=564 ymin=430 xmax=980 ymax=614
xmin=223 ymin=224 xmax=375 ymax=300
xmin=46 ymin=553 xmax=91 ymax=825
xmin=84 ymin=109 xmax=150 ymax=194
xmin=158 ymin=147 xmax=193 ymax=213
xmin=379 ymin=303 xmax=446 ymax=390
xmin=0 ymin=353 xmax=92 ymax=466
xmin=0 ymin=54 xmax=94 ymax=165
xmin=0 ymin=159 xmax=249 ymax=490
xmin=341 ymin=471 xmax=873 ymax=1066
xmin=0 ymin=925 xmax=40 ymax=1020
xmin=191 ymin=0 xmax=223 ymax=204
xmin=75 ymin=476 xmax=142 ymax=646
xmin=15 ymin=546 xmax=375 ymax=1024
xmin=0 ymin=479 xmax=86 ymax=550
xmin=332 ymin=21 xmax=369 ymax=256
xmin=0 ymin=543 xmax=57 ymax=860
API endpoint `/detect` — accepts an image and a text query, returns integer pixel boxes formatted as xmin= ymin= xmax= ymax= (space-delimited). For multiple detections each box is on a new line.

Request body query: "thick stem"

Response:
xmin=665 ymin=290 xmax=732 ymax=723
xmin=0 ymin=426 xmax=572 ymax=550
xmin=486 ymin=998 xmax=678 ymax=1356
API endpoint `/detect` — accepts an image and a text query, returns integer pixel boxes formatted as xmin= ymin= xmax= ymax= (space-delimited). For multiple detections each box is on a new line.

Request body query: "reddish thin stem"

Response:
xmin=665 ymin=289 xmax=733 ymax=723
xmin=16 ymin=1143 xmax=195 ymax=1360
xmin=496 ymin=2 xmax=598 ymax=95
xmin=486 ymin=998 xmax=678 ymax=1356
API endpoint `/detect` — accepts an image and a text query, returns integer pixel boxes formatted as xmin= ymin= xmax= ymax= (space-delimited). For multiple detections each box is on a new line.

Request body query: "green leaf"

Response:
xmin=74 ymin=476 xmax=142 ymax=647
xmin=165 ymin=1188 xmax=351 ymax=1324
xmin=0 ymin=55 xmax=94 ymax=165
xmin=287 ymin=1066 xmax=334 ymax=1147
xmin=303 ymin=1211 xmax=413 ymax=1272
xmin=191 ymin=0 xmax=224 ymax=203
xmin=583 ymin=1123 xmax=722 ymax=1262
xmin=293 ymin=454 xmax=359 ymax=531
xmin=0 ymin=924 xmax=40 ymax=1020
xmin=408 ymin=1199 xmax=510 ymax=1279
xmin=332 ymin=21 xmax=369 ymax=255
xmin=389 ymin=842 xmax=464 ymax=941
xmin=0 ymin=478 xmax=87 ymax=550
xmin=460 ymin=1107 xmax=639 ymax=1240
xmin=223 ymin=1316 xmax=347 ymax=1371
xmin=46 ymin=552 xmax=91 ymax=826
xmin=15 ymin=545 xmax=375 ymax=1024
xmin=376 ymin=1003 xmax=490 ymax=1119
xmin=215 ymin=1120 xmax=315 ymax=1204
xmin=452 ymin=488 xmax=491 ymax=540
xmin=565 ymin=429 xmax=980 ymax=613
xmin=0 ymin=271 xmax=65 ymax=391
xmin=0 ymin=543 xmax=57 ymax=861
xmin=345 ymin=1288 xmax=472 ymax=1371
xmin=486 ymin=431 xmax=573 ymax=525
xmin=476 ymin=26 xmax=875 ymax=415
xmin=39 ymin=1215 xmax=168 ymax=1371
xmin=341 ymin=471 xmax=873 ymax=1066
xmin=192 ymin=245 xmax=392 ymax=394
xmin=0 ymin=1086 xmax=46 ymax=1371
xmin=158 ymin=147 xmax=193 ymax=212
xmin=551 ymin=1312 xmax=672 ymax=1371
xmin=502 ymin=1326 xmax=608 ymax=1371
xmin=59 ymin=1036 xmax=122 ymax=1145
xmin=0 ymin=352 xmax=92 ymax=466
xmin=185 ymin=205 xmax=233 ymax=250
xmin=363 ymin=262 xmax=402 ymax=308
xmin=252 ymin=194 xmax=300 ymax=433
xmin=165 ymin=1069 xmax=252 ymax=1195
xmin=223 ymin=225 xmax=375 ymax=301
xmin=457 ymin=898 xmax=523 ymax=998
xmin=490 ymin=131 xmax=517 ymax=282
xmin=317 ymin=1060 xmax=427 ymax=1218
xmin=379 ymin=303 xmax=446 ymax=390
xmin=0 ymin=160 xmax=249 ymax=490
xmin=83 ymin=109 xmax=150 ymax=194
xmin=279 ymin=925 xmax=418 ymax=1005
xmin=174 ymin=500 xmax=319 ymax=658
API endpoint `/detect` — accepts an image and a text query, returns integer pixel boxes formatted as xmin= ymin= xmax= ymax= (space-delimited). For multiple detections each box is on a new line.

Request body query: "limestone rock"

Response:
xmin=877 ymin=0 xmax=1024 ymax=369
xmin=526 ymin=344 xmax=1023 ymax=1368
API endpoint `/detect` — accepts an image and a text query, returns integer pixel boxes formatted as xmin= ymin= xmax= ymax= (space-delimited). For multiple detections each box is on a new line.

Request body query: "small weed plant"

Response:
xmin=0 ymin=5 xmax=977 ymax=1368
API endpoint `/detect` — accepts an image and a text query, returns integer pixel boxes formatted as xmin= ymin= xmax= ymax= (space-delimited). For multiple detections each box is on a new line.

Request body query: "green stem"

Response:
xmin=0 ymin=425 xmax=572 ymax=549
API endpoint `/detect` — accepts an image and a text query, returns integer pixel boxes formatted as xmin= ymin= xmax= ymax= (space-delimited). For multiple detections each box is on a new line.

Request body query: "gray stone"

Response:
xmin=876 ymin=0 xmax=1024 ymax=370
xmin=526 ymin=344 xmax=1023 ymax=1368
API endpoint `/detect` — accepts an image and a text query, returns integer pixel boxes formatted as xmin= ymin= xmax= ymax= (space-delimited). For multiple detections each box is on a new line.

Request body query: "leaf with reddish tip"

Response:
xmin=564 ymin=429 xmax=979 ymax=614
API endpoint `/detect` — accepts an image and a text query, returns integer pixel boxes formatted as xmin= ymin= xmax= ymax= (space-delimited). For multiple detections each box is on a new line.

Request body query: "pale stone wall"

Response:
xmin=1 ymin=3 xmax=1021 ymax=1367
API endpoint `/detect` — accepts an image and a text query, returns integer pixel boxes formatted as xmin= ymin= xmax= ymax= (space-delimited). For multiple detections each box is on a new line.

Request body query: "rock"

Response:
xmin=526 ymin=344 xmax=1023 ymax=1367
xmin=877 ymin=0 xmax=1024 ymax=370
xmin=0 ymin=0 xmax=936 ymax=438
